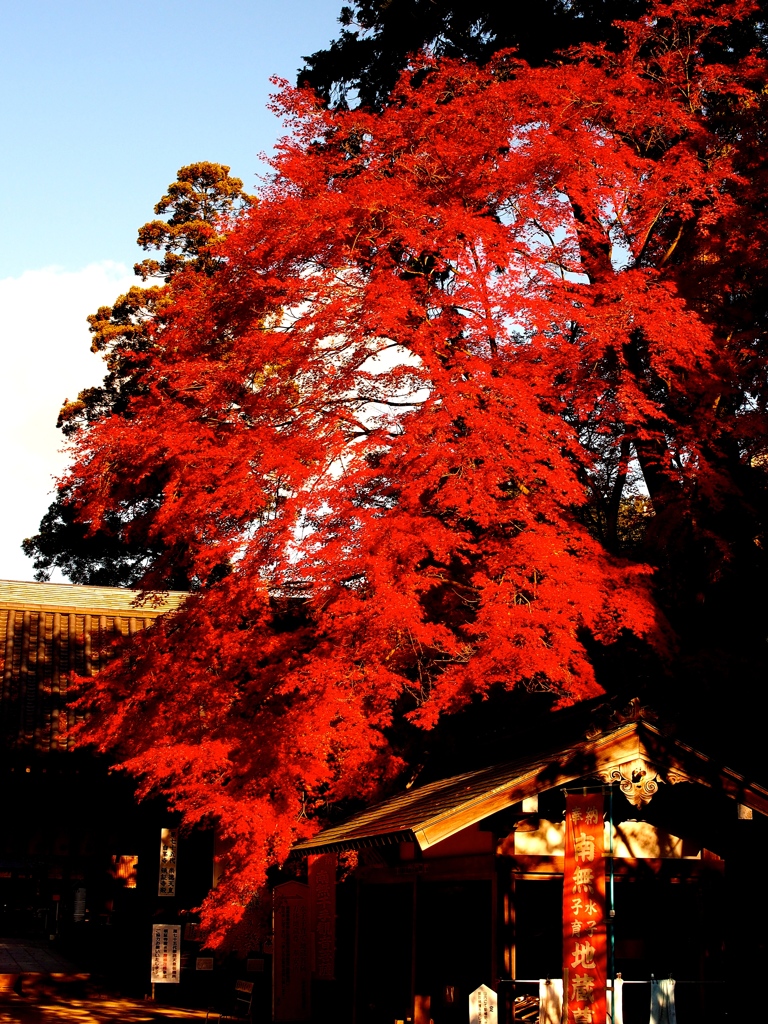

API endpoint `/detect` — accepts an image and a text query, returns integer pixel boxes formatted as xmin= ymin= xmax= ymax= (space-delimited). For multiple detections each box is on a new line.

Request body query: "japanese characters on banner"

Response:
xmin=563 ymin=794 xmax=606 ymax=1024
xmin=158 ymin=828 xmax=178 ymax=896
xmin=308 ymin=853 xmax=336 ymax=980
xmin=150 ymin=924 xmax=181 ymax=983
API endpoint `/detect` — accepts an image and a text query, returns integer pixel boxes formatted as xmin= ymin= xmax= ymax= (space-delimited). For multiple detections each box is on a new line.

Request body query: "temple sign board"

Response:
xmin=158 ymin=827 xmax=178 ymax=896
xmin=150 ymin=924 xmax=181 ymax=984
xmin=469 ymin=984 xmax=497 ymax=1024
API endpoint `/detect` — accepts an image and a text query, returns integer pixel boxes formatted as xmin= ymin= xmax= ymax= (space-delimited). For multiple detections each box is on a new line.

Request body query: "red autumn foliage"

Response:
xmin=66 ymin=0 xmax=766 ymax=943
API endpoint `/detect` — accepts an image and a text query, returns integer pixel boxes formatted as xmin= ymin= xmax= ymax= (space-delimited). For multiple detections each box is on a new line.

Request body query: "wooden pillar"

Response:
xmin=19 ymin=610 xmax=31 ymax=738
xmin=492 ymin=865 xmax=499 ymax=990
xmin=51 ymin=611 xmax=61 ymax=750
xmin=351 ymin=878 xmax=360 ymax=1024
xmin=36 ymin=611 xmax=47 ymax=750
xmin=67 ymin=613 xmax=76 ymax=738
xmin=2 ymin=609 xmax=16 ymax=711
xmin=503 ymin=868 xmax=517 ymax=1024
xmin=84 ymin=614 xmax=92 ymax=676
xmin=411 ymin=877 xmax=418 ymax=1020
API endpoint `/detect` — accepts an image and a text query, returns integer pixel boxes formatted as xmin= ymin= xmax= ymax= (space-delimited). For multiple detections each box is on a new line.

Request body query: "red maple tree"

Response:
xmin=66 ymin=0 xmax=766 ymax=941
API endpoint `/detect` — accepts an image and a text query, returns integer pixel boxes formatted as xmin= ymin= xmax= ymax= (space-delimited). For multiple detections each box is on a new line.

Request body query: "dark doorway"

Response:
xmin=613 ymin=872 xmax=725 ymax=1024
xmin=514 ymin=877 xmax=563 ymax=982
xmin=415 ymin=879 xmax=493 ymax=1024
xmin=355 ymin=883 xmax=414 ymax=1024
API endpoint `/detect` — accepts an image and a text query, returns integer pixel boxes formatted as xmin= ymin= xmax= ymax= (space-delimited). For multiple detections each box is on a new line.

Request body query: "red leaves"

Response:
xmin=70 ymin=0 xmax=765 ymax=942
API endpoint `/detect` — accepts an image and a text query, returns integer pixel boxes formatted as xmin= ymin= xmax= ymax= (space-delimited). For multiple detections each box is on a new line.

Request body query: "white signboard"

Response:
xmin=151 ymin=924 xmax=181 ymax=984
xmin=469 ymin=984 xmax=497 ymax=1024
xmin=158 ymin=827 xmax=178 ymax=896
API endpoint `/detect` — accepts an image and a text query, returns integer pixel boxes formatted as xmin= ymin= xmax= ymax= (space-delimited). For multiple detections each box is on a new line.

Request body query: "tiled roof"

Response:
xmin=292 ymin=719 xmax=768 ymax=855
xmin=292 ymin=749 xmax=557 ymax=853
xmin=0 ymin=579 xmax=185 ymax=752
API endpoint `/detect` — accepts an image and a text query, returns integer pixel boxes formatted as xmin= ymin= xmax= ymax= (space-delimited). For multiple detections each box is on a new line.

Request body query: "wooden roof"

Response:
xmin=292 ymin=718 xmax=768 ymax=855
xmin=0 ymin=579 xmax=185 ymax=616
xmin=0 ymin=579 xmax=185 ymax=752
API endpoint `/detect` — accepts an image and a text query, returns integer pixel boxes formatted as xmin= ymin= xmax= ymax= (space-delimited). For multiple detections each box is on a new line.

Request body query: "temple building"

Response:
xmin=0 ymin=580 xmax=213 ymax=998
xmin=3 ymin=578 xmax=766 ymax=1022
xmin=289 ymin=704 xmax=768 ymax=1024
xmin=0 ymin=579 xmax=184 ymax=752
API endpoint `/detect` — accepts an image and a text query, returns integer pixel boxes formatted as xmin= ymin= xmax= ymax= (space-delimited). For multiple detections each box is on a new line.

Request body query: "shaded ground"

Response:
xmin=0 ymin=941 xmax=210 ymax=1022
xmin=0 ymin=997 xmax=208 ymax=1023
xmin=0 ymin=942 xmax=76 ymax=975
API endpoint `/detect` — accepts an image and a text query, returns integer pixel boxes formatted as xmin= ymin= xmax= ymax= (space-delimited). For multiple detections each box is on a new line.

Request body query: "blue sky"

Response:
xmin=1 ymin=0 xmax=344 ymax=277
xmin=0 ymin=0 xmax=345 ymax=580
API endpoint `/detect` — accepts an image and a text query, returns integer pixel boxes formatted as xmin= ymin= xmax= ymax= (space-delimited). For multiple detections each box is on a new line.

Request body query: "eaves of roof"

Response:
xmin=0 ymin=579 xmax=186 ymax=616
xmin=292 ymin=719 xmax=768 ymax=856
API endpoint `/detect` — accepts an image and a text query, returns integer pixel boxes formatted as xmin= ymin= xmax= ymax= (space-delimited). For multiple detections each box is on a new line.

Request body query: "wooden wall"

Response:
xmin=1 ymin=605 xmax=160 ymax=752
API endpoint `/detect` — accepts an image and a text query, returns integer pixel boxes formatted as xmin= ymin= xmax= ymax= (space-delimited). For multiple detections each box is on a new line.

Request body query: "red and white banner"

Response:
xmin=563 ymin=793 xmax=606 ymax=1024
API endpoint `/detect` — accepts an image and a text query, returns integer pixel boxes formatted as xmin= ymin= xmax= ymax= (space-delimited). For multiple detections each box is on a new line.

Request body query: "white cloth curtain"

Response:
xmin=538 ymin=978 xmax=563 ymax=1024
xmin=650 ymin=978 xmax=677 ymax=1024
xmin=535 ymin=976 xmax=625 ymax=1024
xmin=608 ymin=976 xmax=624 ymax=1024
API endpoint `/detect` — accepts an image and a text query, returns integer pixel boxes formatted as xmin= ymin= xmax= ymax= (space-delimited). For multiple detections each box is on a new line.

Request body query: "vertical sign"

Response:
xmin=469 ymin=984 xmax=497 ymax=1024
xmin=151 ymin=924 xmax=182 ymax=983
xmin=73 ymin=887 xmax=86 ymax=922
xmin=159 ymin=828 xmax=178 ymax=896
xmin=563 ymin=794 xmax=606 ymax=1024
xmin=308 ymin=853 xmax=336 ymax=980
xmin=273 ymin=881 xmax=311 ymax=1021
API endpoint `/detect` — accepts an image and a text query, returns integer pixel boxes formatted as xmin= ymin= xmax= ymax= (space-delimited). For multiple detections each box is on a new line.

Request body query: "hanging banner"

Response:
xmin=563 ymin=793 xmax=606 ymax=1024
xmin=151 ymin=924 xmax=181 ymax=983
xmin=273 ymin=881 xmax=311 ymax=1021
xmin=308 ymin=853 xmax=336 ymax=980
xmin=158 ymin=828 xmax=178 ymax=896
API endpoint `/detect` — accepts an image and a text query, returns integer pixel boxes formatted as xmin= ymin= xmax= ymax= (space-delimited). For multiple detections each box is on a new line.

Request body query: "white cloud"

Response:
xmin=0 ymin=262 xmax=136 ymax=581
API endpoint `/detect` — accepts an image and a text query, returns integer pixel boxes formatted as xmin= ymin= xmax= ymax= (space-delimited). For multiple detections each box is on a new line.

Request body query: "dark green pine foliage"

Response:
xmin=299 ymin=0 xmax=649 ymax=108
xmin=22 ymin=164 xmax=253 ymax=588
